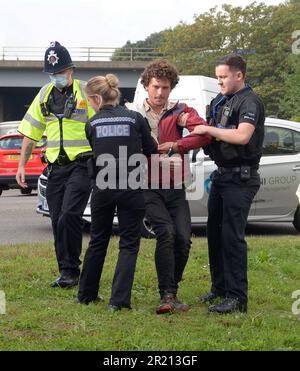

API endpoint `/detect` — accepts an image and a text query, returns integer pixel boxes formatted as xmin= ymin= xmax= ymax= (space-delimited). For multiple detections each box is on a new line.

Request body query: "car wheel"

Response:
xmin=293 ymin=205 xmax=300 ymax=233
xmin=20 ymin=188 xmax=32 ymax=195
xmin=141 ymin=217 xmax=155 ymax=239
xmin=0 ymin=189 xmax=2 ymax=196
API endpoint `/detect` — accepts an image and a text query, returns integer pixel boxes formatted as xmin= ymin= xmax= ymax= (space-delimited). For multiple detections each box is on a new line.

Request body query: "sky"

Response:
xmin=0 ymin=0 xmax=284 ymax=48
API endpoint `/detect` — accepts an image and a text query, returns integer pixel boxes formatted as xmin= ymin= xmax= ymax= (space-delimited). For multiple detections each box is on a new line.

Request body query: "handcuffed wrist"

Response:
xmin=167 ymin=142 xmax=175 ymax=157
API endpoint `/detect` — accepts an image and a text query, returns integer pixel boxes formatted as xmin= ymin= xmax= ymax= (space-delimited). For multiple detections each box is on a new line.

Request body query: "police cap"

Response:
xmin=43 ymin=41 xmax=75 ymax=74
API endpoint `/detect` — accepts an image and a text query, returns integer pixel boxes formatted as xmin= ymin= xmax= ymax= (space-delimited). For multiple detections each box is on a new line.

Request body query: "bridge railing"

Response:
xmin=0 ymin=46 xmax=164 ymax=62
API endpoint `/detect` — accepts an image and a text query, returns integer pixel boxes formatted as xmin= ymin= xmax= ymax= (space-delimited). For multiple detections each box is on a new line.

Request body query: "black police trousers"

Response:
xmin=78 ymin=188 xmax=145 ymax=307
xmin=207 ymin=170 xmax=260 ymax=304
xmin=143 ymin=189 xmax=191 ymax=298
xmin=46 ymin=162 xmax=91 ymax=278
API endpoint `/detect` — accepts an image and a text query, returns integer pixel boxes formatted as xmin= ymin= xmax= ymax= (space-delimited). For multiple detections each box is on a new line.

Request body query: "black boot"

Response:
xmin=198 ymin=291 xmax=223 ymax=304
xmin=50 ymin=275 xmax=79 ymax=288
xmin=208 ymin=297 xmax=247 ymax=314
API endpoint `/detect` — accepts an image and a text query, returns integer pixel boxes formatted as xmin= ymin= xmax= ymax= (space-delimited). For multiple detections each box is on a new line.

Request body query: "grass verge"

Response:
xmin=0 ymin=236 xmax=300 ymax=350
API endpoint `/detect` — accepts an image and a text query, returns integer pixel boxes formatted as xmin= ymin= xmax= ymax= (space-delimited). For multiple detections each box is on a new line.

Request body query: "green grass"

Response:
xmin=0 ymin=236 xmax=300 ymax=350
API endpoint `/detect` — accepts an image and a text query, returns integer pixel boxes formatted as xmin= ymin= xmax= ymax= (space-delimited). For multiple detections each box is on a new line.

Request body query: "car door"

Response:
xmin=186 ymin=149 xmax=215 ymax=224
xmin=254 ymin=124 xmax=300 ymax=218
xmin=187 ymin=146 xmax=259 ymax=224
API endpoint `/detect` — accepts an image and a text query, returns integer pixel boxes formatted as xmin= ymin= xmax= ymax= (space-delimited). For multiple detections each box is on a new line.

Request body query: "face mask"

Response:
xmin=50 ymin=74 xmax=68 ymax=89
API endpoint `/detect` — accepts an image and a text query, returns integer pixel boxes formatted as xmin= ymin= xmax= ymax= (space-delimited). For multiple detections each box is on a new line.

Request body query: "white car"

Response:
xmin=0 ymin=121 xmax=20 ymax=136
xmin=36 ymin=117 xmax=300 ymax=237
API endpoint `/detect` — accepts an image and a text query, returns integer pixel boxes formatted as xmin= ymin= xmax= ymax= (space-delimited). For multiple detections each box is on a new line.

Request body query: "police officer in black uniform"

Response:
xmin=192 ymin=54 xmax=265 ymax=313
xmin=77 ymin=74 xmax=157 ymax=311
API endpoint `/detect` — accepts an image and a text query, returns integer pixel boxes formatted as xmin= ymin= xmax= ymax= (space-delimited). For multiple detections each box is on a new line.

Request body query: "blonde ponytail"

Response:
xmin=85 ymin=73 xmax=121 ymax=105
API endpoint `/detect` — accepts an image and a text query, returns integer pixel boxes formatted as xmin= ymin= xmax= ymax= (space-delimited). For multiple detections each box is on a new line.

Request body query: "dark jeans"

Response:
xmin=46 ymin=162 xmax=91 ymax=277
xmin=143 ymin=189 xmax=191 ymax=297
xmin=207 ymin=170 xmax=260 ymax=303
xmin=78 ymin=188 xmax=145 ymax=307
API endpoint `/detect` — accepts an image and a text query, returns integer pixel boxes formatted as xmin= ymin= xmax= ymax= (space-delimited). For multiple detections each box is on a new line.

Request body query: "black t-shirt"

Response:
xmin=48 ymin=84 xmax=73 ymax=115
xmin=209 ymin=86 xmax=265 ymax=167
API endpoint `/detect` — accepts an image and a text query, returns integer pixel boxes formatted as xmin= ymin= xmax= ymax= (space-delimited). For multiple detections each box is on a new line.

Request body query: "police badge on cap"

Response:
xmin=43 ymin=41 xmax=75 ymax=74
xmin=47 ymin=50 xmax=59 ymax=66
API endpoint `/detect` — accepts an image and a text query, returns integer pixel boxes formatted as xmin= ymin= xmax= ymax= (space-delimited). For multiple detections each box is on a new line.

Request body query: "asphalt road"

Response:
xmin=0 ymin=189 xmax=298 ymax=245
xmin=0 ymin=189 xmax=54 ymax=245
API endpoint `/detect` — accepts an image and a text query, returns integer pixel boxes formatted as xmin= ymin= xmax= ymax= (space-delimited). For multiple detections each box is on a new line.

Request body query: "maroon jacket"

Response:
xmin=148 ymin=102 xmax=212 ymax=187
xmin=158 ymin=102 xmax=211 ymax=154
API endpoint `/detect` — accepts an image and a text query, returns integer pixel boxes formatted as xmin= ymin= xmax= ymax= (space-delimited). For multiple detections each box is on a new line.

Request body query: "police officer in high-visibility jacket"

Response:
xmin=16 ymin=41 xmax=95 ymax=288
xmin=77 ymin=74 xmax=157 ymax=311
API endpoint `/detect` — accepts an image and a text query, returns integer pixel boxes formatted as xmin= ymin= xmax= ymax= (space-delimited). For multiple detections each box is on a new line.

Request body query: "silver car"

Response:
xmin=36 ymin=117 xmax=300 ymax=237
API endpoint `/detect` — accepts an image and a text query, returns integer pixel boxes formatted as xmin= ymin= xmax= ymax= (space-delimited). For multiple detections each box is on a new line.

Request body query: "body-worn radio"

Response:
xmin=64 ymin=92 xmax=77 ymax=118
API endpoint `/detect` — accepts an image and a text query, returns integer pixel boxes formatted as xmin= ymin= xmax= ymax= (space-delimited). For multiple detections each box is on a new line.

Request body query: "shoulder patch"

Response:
xmin=77 ymin=99 xmax=87 ymax=109
xmin=243 ymin=101 xmax=257 ymax=121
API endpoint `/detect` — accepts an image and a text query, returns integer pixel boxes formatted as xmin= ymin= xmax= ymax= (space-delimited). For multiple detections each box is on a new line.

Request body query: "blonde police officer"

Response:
xmin=16 ymin=41 xmax=95 ymax=288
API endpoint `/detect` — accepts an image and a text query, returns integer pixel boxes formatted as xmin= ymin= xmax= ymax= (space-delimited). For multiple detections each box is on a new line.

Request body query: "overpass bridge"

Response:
xmin=0 ymin=46 xmax=162 ymax=121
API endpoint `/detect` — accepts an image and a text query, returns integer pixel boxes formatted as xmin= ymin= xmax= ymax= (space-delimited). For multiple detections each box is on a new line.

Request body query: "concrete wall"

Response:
xmin=0 ymin=61 xmax=145 ymax=121
xmin=0 ymin=61 xmax=145 ymax=87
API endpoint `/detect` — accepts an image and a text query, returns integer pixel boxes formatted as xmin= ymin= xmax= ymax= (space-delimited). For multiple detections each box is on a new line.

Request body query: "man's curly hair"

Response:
xmin=140 ymin=60 xmax=179 ymax=89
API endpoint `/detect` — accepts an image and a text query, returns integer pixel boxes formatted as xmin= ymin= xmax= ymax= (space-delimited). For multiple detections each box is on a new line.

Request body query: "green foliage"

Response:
xmin=111 ymin=32 xmax=165 ymax=61
xmin=115 ymin=1 xmax=300 ymax=119
xmin=159 ymin=1 xmax=299 ymax=117
xmin=0 ymin=237 xmax=300 ymax=350
xmin=279 ymin=54 xmax=300 ymax=119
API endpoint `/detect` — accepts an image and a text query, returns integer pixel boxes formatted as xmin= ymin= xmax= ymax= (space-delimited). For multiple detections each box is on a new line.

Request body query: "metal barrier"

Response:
xmin=0 ymin=46 xmax=164 ymax=62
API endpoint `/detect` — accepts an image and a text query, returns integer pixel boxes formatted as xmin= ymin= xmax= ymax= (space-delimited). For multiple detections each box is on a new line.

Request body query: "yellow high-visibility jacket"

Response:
xmin=18 ymin=79 xmax=94 ymax=163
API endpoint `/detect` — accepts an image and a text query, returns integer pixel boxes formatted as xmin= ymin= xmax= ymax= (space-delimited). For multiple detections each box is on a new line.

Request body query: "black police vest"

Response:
xmin=90 ymin=106 xmax=143 ymax=175
xmin=206 ymin=87 xmax=260 ymax=167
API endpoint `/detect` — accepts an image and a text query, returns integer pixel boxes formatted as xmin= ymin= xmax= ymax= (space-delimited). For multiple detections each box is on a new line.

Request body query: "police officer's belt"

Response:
xmin=52 ymin=156 xmax=72 ymax=166
xmin=52 ymin=153 xmax=90 ymax=166
xmin=217 ymin=167 xmax=258 ymax=175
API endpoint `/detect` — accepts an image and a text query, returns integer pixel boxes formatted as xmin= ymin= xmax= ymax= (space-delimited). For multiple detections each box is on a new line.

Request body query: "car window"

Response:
xmin=263 ymin=127 xmax=299 ymax=155
xmin=294 ymin=131 xmax=300 ymax=153
xmin=0 ymin=136 xmax=23 ymax=149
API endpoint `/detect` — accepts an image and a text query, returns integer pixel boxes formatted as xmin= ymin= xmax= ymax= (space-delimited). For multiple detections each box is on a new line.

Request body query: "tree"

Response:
xmin=113 ymin=1 xmax=300 ymax=118
xmin=158 ymin=1 xmax=300 ymax=117
xmin=111 ymin=32 xmax=165 ymax=61
xmin=277 ymin=0 xmax=300 ymax=120
xmin=158 ymin=4 xmax=275 ymax=75
xmin=279 ymin=54 xmax=300 ymax=121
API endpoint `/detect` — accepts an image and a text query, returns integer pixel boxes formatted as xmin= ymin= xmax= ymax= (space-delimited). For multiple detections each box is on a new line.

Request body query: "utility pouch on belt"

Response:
xmin=240 ymin=165 xmax=251 ymax=181
xmin=76 ymin=151 xmax=93 ymax=162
